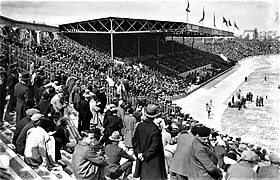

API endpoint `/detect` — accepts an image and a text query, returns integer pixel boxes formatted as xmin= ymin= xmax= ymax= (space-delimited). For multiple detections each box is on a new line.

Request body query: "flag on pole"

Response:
xmin=213 ymin=13 xmax=216 ymax=27
xmin=199 ymin=7 xmax=205 ymax=23
xmin=228 ymin=19 xmax=232 ymax=26
xmin=234 ymin=22 xmax=239 ymax=30
xmin=275 ymin=10 xmax=279 ymax=23
xmin=223 ymin=17 xmax=228 ymax=27
xmin=186 ymin=0 xmax=190 ymax=12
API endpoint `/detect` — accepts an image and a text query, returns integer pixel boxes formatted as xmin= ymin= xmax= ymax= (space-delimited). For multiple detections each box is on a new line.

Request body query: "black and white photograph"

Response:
xmin=0 ymin=0 xmax=280 ymax=179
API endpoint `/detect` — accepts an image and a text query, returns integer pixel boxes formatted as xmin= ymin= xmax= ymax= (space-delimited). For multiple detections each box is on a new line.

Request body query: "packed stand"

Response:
xmin=1 ymin=36 xmax=280 ymax=179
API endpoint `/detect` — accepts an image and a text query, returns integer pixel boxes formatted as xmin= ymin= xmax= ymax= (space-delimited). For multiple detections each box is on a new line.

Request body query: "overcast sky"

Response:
xmin=1 ymin=0 xmax=279 ymax=34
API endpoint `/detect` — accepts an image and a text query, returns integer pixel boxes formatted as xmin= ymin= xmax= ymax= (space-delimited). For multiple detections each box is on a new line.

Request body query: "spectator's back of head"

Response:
xmin=39 ymin=117 xmax=56 ymax=132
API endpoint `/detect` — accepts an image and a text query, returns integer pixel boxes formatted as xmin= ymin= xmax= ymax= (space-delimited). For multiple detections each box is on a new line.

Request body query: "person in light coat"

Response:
xmin=123 ymin=108 xmax=136 ymax=149
xmin=187 ymin=126 xmax=222 ymax=180
xmin=24 ymin=117 xmax=57 ymax=169
xmin=89 ymin=94 xmax=101 ymax=127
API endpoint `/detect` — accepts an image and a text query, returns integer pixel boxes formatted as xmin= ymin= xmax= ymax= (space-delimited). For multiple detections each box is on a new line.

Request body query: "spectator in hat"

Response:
xmin=12 ymin=108 xmax=40 ymax=145
xmin=105 ymin=131 xmax=135 ymax=180
xmin=236 ymin=144 xmax=248 ymax=160
xmin=164 ymin=137 xmax=177 ymax=174
xmin=71 ymin=80 xmax=81 ymax=111
xmin=34 ymin=91 xmax=55 ymax=118
xmin=132 ymin=104 xmax=167 ymax=180
xmin=5 ymin=66 xmax=19 ymax=118
xmin=103 ymin=106 xmax=123 ymax=145
xmin=78 ymin=90 xmax=93 ymax=133
xmin=14 ymin=72 xmax=35 ymax=123
xmin=16 ymin=113 xmax=44 ymax=155
xmin=90 ymin=92 xmax=101 ymax=128
xmin=225 ymin=150 xmax=258 ymax=180
xmin=97 ymin=87 xmax=107 ymax=114
xmin=257 ymin=152 xmax=280 ymax=179
xmin=170 ymin=126 xmax=198 ymax=180
xmin=104 ymin=104 xmax=116 ymax=123
xmin=0 ymin=66 xmax=7 ymax=126
xmin=123 ymin=108 xmax=136 ymax=149
xmin=188 ymin=126 xmax=223 ymax=180
xmin=72 ymin=129 xmax=109 ymax=180
xmin=35 ymin=78 xmax=49 ymax=104
xmin=51 ymin=89 xmax=67 ymax=116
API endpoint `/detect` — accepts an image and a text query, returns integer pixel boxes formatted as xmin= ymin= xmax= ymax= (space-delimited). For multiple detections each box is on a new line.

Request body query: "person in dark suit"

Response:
xmin=103 ymin=107 xmax=123 ymax=145
xmin=14 ymin=72 xmax=34 ymax=123
xmin=187 ymin=126 xmax=223 ymax=180
xmin=53 ymin=117 xmax=70 ymax=161
xmin=78 ymin=91 xmax=93 ymax=133
xmin=0 ymin=66 xmax=7 ymax=126
xmin=5 ymin=66 xmax=19 ymax=116
xmin=132 ymin=104 xmax=167 ymax=180
xmin=105 ymin=131 xmax=135 ymax=180
xmin=35 ymin=78 xmax=49 ymax=104
xmin=34 ymin=91 xmax=55 ymax=118
xmin=97 ymin=87 xmax=107 ymax=114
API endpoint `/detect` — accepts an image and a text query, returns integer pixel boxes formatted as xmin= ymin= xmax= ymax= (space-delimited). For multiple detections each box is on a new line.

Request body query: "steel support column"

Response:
xmin=156 ymin=34 xmax=159 ymax=57
xmin=171 ymin=34 xmax=174 ymax=55
xmin=110 ymin=19 xmax=114 ymax=63
xmin=137 ymin=34 xmax=140 ymax=57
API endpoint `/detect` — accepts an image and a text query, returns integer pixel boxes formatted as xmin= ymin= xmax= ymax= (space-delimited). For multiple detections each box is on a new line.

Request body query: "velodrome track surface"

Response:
xmin=174 ymin=55 xmax=280 ymax=152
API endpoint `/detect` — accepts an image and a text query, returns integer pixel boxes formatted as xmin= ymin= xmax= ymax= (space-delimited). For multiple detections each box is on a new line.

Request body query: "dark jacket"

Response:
xmin=132 ymin=118 xmax=167 ymax=180
xmin=16 ymin=121 xmax=36 ymax=155
xmin=103 ymin=114 xmax=123 ymax=136
xmin=53 ymin=125 xmax=70 ymax=147
xmin=78 ymin=99 xmax=92 ymax=132
xmin=34 ymin=100 xmax=55 ymax=117
xmin=6 ymin=71 xmax=18 ymax=95
xmin=12 ymin=116 xmax=31 ymax=145
xmin=14 ymin=82 xmax=34 ymax=123
xmin=105 ymin=143 xmax=135 ymax=172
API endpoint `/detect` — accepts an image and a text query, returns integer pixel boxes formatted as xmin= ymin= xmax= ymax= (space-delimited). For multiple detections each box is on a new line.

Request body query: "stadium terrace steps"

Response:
xmin=0 ymin=122 xmax=75 ymax=180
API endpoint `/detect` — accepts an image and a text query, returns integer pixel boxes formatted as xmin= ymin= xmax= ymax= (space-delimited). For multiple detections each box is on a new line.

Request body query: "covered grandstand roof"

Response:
xmin=59 ymin=17 xmax=233 ymax=37
xmin=0 ymin=15 xmax=59 ymax=32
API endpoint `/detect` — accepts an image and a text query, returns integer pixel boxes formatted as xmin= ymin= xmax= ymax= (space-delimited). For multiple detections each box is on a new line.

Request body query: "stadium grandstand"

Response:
xmin=0 ymin=14 xmax=280 ymax=180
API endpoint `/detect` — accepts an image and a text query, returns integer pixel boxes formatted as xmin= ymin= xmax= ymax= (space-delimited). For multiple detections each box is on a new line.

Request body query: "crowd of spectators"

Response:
xmin=1 ymin=32 xmax=280 ymax=179
xmin=174 ymin=37 xmax=280 ymax=61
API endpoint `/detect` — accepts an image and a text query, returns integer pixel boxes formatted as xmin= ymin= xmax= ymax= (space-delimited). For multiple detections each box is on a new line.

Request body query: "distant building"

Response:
xmin=243 ymin=30 xmax=255 ymax=39
xmin=258 ymin=31 xmax=266 ymax=40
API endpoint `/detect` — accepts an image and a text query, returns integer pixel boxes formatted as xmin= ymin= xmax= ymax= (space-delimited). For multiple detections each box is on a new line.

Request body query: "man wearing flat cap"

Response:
xmin=132 ymin=104 xmax=167 ymax=180
xmin=257 ymin=152 xmax=280 ymax=179
xmin=16 ymin=113 xmax=44 ymax=155
xmin=14 ymin=72 xmax=35 ymax=123
xmin=12 ymin=108 xmax=40 ymax=145
xmin=188 ymin=126 xmax=223 ymax=180
xmin=225 ymin=150 xmax=258 ymax=180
